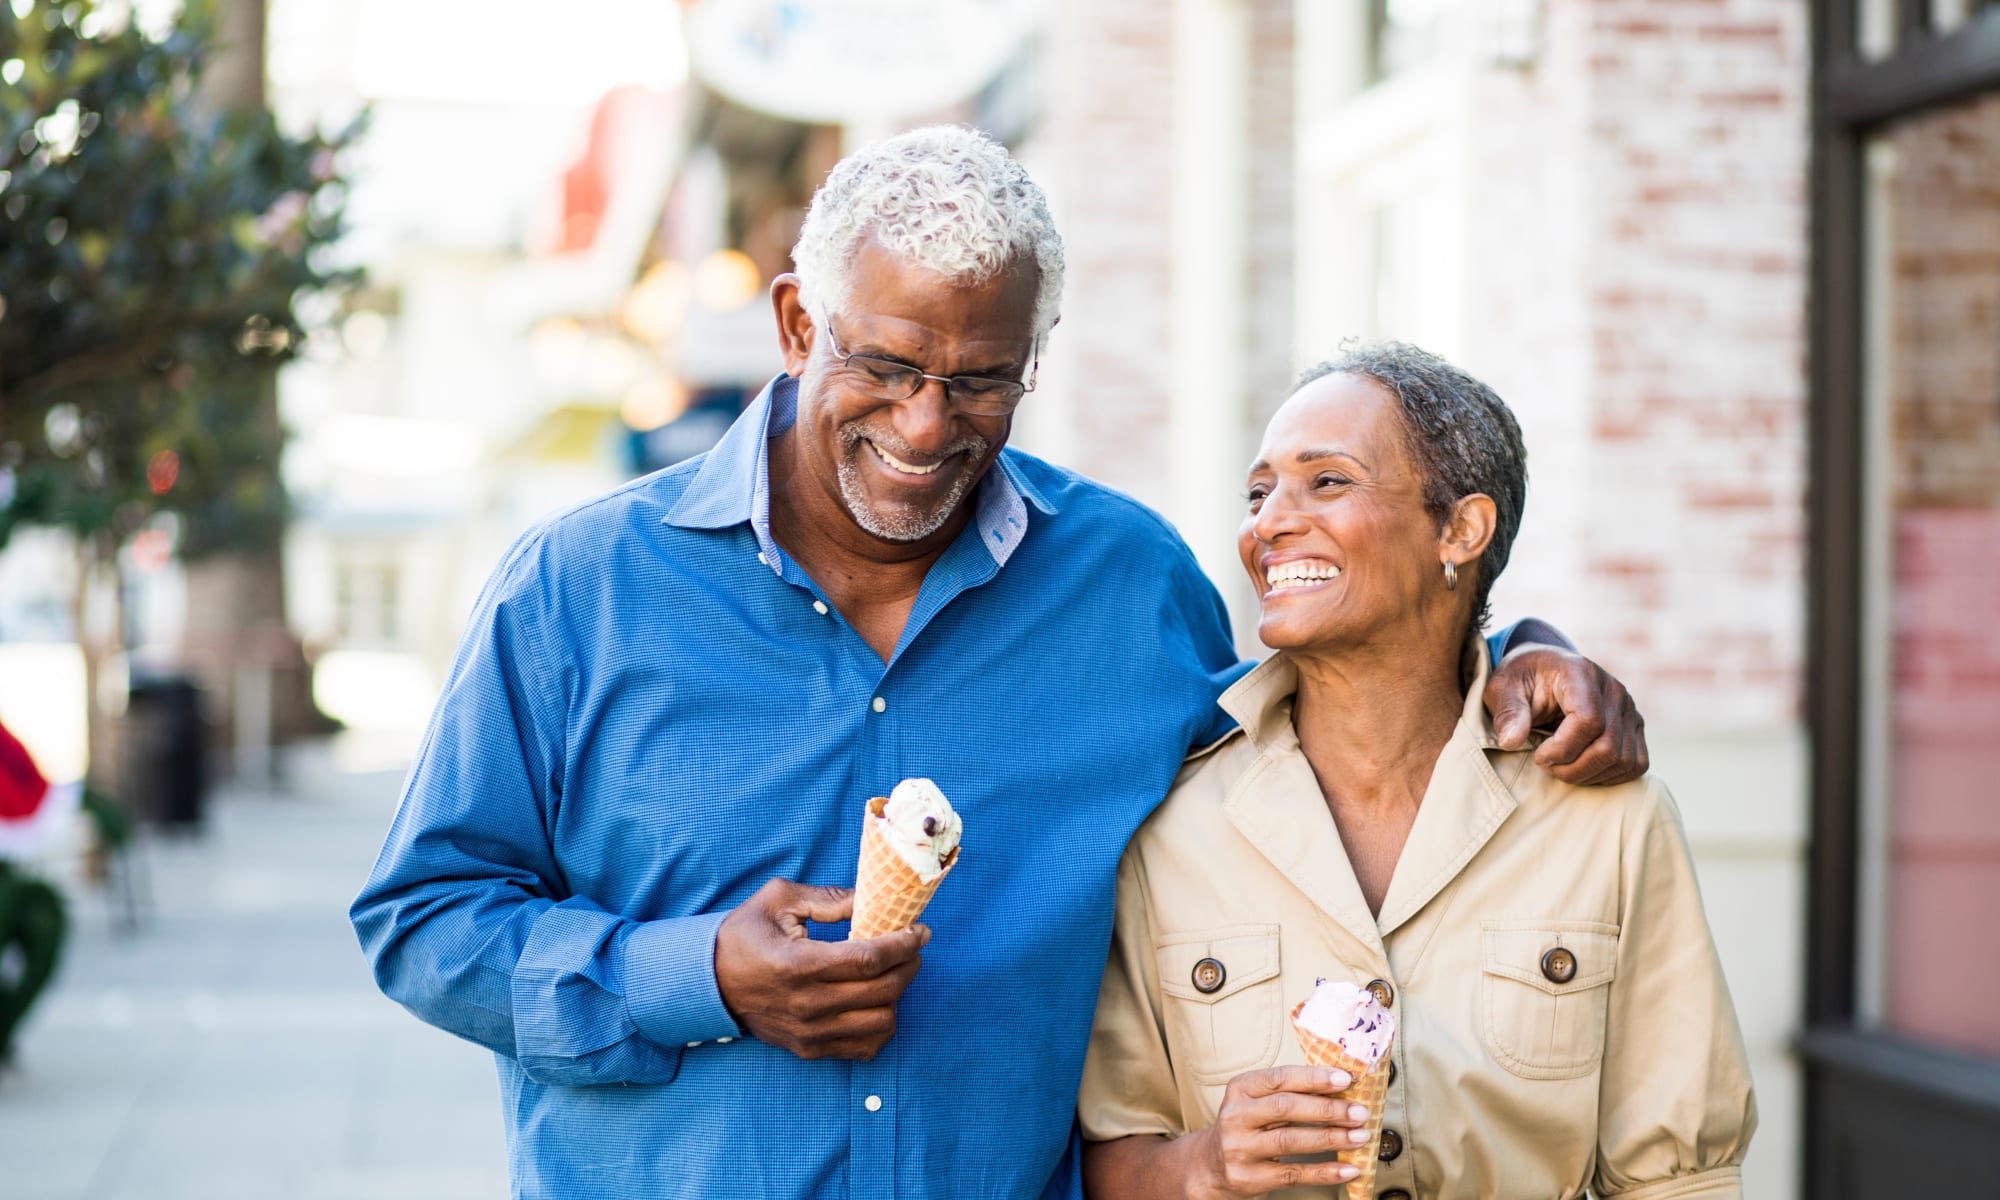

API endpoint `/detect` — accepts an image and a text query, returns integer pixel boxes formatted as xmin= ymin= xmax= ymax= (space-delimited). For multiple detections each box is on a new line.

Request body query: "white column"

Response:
xmin=1170 ymin=0 xmax=1251 ymax=616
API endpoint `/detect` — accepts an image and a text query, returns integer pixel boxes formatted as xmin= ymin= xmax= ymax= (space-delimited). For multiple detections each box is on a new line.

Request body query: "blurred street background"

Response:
xmin=3 ymin=0 xmax=1998 ymax=1197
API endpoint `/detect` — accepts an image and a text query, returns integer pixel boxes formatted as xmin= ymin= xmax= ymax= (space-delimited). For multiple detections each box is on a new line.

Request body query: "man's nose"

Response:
xmin=892 ymin=376 xmax=958 ymax=449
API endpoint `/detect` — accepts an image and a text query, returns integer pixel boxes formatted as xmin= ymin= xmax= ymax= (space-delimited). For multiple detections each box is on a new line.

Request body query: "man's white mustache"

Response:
xmin=839 ymin=423 xmax=989 ymax=468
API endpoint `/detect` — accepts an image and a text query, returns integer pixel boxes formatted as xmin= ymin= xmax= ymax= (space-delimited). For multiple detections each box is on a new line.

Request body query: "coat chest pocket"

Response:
xmin=1155 ymin=925 xmax=1284 ymax=1086
xmin=1480 ymin=920 xmax=1619 ymax=1081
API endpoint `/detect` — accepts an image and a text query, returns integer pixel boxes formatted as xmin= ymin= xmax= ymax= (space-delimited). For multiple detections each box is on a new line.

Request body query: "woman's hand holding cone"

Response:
xmin=1182 ymin=1065 xmax=1371 ymax=1198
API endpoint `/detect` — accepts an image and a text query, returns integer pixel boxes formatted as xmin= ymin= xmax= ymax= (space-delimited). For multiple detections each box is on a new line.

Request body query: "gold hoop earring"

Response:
xmin=1443 ymin=561 xmax=1458 ymax=591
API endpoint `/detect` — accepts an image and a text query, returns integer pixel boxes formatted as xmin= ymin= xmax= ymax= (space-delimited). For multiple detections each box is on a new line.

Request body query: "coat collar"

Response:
xmin=1216 ymin=638 xmax=1519 ymax=944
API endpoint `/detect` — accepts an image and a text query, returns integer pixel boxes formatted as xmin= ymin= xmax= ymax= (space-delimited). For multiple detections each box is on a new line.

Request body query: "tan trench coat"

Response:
xmin=1079 ymin=649 xmax=1756 ymax=1199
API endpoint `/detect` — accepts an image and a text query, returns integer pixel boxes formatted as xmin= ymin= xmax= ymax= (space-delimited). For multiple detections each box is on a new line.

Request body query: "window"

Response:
xmin=335 ymin=560 xmax=401 ymax=648
xmin=1855 ymin=90 xmax=2000 ymax=1056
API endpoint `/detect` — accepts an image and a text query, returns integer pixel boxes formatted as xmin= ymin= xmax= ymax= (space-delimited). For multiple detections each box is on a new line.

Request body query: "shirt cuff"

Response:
xmin=1497 ymin=616 xmax=1576 ymax=657
xmin=624 ymin=911 xmax=743 ymax=1050
xmin=1601 ymin=1167 xmax=1742 ymax=1200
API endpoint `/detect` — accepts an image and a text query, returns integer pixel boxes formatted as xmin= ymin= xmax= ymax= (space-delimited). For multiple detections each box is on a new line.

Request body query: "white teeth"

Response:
xmin=1266 ymin=560 xmax=1341 ymax=590
xmin=871 ymin=442 xmax=944 ymax=475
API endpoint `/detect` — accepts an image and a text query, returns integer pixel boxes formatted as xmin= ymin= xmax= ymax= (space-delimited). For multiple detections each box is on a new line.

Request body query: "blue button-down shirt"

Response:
xmin=353 ymin=374 xmax=1528 ymax=1199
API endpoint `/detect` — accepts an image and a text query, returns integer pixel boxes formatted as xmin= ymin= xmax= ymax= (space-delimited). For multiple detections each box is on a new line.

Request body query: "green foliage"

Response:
xmin=0 ymin=860 xmax=65 ymax=1063
xmin=0 ymin=0 xmax=361 ymax=556
xmin=80 ymin=783 xmax=129 ymax=851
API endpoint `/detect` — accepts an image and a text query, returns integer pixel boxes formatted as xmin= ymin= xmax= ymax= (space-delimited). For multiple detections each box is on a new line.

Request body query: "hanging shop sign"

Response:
xmin=686 ymin=0 xmax=1043 ymax=125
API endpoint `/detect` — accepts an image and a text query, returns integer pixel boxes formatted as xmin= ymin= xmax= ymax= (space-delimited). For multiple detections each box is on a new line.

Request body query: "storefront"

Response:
xmin=1805 ymin=3 xmax=2000 ymax=1193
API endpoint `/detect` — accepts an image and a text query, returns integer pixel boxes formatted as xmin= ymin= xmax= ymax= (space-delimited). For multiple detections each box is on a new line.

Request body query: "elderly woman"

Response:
xmin=1078 ymin=344 xmax=1755 ymax=1200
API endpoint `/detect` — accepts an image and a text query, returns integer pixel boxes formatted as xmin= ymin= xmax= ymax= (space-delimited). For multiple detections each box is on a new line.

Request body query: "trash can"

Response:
xmin=122 ymin=676 xmax=208 ymax=829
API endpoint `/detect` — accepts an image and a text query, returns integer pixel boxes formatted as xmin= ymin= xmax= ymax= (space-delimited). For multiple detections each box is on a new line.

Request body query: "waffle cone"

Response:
xmin=848 ymin=795 xmax=959 ymax=940
xmin=1290 ymin=1001 xmax=1394 ymax=1200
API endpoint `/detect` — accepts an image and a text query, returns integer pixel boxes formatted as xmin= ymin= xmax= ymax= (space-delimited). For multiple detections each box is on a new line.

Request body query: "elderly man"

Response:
xmin=352 ymin=126 xmax=1647 ymax=1199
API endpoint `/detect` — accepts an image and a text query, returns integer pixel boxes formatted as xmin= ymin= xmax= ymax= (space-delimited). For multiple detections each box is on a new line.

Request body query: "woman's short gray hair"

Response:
xmin=1296 ymin=342 xmax=1528 ymax=632
xmin=792 ymin=125 xmax=1064 ymax=339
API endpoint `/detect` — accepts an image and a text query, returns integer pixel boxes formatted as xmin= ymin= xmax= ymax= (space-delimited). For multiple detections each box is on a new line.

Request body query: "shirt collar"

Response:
xmin=664 ymin=373 xmax=1056 ymax=575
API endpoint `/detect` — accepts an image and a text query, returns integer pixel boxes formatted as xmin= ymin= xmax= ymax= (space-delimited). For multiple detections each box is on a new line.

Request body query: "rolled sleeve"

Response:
xmin=1592 ymin=781 xmax=1757 ymax=1197
xmin=1602 ymin=1165 xmax=1743 ymax=1200
xmin=1491 ymin=616 xmax=1577 ymax=660
xmin=624 ymin=910 xmax=741 ymax=1049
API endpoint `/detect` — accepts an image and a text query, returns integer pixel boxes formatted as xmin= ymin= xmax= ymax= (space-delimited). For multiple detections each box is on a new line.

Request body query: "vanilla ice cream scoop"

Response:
xmin=1294 ymin=977 xmax=1396 ymax=1069
xmin=874 ymin=777 xmax=962 ymax=884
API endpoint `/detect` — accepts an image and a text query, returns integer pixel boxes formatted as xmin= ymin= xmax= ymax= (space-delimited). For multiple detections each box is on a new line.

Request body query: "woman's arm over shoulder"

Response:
xmin=1592 ymin=777 xmax=1758 ymax=1199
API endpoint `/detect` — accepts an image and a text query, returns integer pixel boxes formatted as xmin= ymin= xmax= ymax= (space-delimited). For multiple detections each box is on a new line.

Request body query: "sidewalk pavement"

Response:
xmin=0 ymin=735 xmax=508 ymax=1200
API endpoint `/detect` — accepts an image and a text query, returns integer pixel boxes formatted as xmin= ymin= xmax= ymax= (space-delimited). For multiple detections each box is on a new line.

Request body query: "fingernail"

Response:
xmin=1349 ymin=1127 xmax=1370 ymax=1144
xmin=1338 ymin=1164 xmax=1358 ymax=1180
xmin=1348 ymin=1104 xmax=1368 ymax=1122
xmin=1327 ymin=1069 xmax=1352 ymax=1088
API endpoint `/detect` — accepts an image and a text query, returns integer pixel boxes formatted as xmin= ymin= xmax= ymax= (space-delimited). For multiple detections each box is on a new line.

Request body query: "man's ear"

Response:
xmin=771 ymin=274 xmax=815 ymax=377
xmin=1442 ymin=493 xmax=1498 ymax=569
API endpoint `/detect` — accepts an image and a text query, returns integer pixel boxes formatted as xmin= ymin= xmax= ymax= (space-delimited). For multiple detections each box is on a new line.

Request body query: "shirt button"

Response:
xmin=757 ymin=552 xmax=768 ymax=565
xmin=1366 ymin=978 xmax=1394 ymax=1008
xmin=716 ymin=1037 xmax=733 ymax=1044
xmin=872 ymin=697 xmax=886 ymax=713
xmin=685 ymin=1041 xmax=701 ymax=1048
xmin=1379 ymin=1128 xmax=1403 ymax=1162
xmin=812 ymin=600 xmax=829 ymax=615
xmin=864 ymin=1094 xmax=883 ymax=1112
xmin=1541 ymin=946 xmax=1578 ymax=984
xmin=1191 ymin=957 xmax=1226 ymax=994
xmin=1380 ymin=1192 xmax=1412 ymax=1200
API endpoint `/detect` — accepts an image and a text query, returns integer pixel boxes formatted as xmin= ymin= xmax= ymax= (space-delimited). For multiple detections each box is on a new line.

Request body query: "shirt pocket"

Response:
xmin=1154 ymin=924 xmax=1285 ymax=1086
xmin=1479 ymin=919 xmax=1620 ymax=1081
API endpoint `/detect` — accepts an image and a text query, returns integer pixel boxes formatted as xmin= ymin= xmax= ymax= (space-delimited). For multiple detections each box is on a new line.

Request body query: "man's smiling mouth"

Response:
xmin=867 ymin=440 xmax=948 ymax=476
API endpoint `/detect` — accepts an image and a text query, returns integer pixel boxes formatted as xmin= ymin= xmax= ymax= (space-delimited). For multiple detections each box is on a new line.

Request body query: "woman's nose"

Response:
xmin=1252 ymin=488 xmax=1308 ymax=543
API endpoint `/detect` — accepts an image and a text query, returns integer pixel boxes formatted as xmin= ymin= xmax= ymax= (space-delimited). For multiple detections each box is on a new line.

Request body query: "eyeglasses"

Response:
xmin=819 ymin=315 xmax=1037 ymax=417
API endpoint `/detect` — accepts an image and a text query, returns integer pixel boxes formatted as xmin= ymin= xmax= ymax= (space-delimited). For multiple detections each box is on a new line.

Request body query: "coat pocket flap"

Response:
xmin=1480 ymin=920 xmax=1620 ymax=996
xmin=1157 ymin=924 xmax=1282 ymax=1004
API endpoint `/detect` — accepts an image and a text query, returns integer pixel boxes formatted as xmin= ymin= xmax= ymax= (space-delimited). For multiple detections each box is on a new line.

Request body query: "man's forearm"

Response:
xmin=354 ymin=881 xmax=739 ymax=1087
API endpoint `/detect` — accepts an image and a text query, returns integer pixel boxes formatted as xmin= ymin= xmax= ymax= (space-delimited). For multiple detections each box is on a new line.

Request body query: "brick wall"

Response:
xmin=1018 ymin=0 xmax=1293 ymax=520
xmin=1020 ymin=0 xmax=1177 ymax=514
xmin=1468 ymin=0 xmax=1810 ymax=729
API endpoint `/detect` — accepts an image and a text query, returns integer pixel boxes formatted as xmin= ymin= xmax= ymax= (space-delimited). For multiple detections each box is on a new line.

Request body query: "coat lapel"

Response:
xmin=1217 ymin=658 xmax=1387 ymax=958
xmin=1375 ymin=649 xmax=1518 ymax=935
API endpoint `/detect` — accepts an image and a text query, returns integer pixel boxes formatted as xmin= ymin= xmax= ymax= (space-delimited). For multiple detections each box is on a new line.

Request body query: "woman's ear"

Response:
xmin=771 ymin=274 xmax=815 ymax=377
xmin=1441 ymin=493 xmax=1498 ymax=568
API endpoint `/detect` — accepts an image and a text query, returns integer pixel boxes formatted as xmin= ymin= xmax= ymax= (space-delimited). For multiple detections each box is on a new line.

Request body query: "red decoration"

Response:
xmin=0 ymin=720 xmax=50 ymax=822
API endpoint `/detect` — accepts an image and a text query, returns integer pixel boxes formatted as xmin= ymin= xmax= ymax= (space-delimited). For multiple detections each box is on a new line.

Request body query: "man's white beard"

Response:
xmin=836 ymin=422 xmax=988 ymax=543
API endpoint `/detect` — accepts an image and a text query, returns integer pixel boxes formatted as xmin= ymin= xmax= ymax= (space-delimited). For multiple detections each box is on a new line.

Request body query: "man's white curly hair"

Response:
xmin=792 ymin=125 xmax=1065 ymax=340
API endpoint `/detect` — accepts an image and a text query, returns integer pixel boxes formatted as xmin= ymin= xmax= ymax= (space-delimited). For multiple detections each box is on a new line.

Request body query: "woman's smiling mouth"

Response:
xmin=1264 ymin=558 xmax=1343 ymax=592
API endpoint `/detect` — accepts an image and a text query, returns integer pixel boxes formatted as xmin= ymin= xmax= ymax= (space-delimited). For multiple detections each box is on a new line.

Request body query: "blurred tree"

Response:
xmin=0 ymin=0 xmax=359 ymax=781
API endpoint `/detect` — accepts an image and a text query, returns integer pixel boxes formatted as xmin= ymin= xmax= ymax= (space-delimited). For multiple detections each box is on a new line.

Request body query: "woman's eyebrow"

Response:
xmin=1293 ymin=447 xmax=1369 ymax=470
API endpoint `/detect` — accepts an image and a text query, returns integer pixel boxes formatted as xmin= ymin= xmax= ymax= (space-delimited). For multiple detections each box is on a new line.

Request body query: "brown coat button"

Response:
xmin=1191 ymin=957 xmax=1226 ymax=994
xmin=1379 ymin=1128 xmax=1403 ymax=1161
xmin=1541 ymin=946 xmax=1578 ymax=984
xmin=1388 ymin=1059 xmax=1398 ymax=1086
xmin=1379 ymin=1191 xmax=1412 ymax=1200
xmin=1366 ymin=978 xmax=1394 ymax=1008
